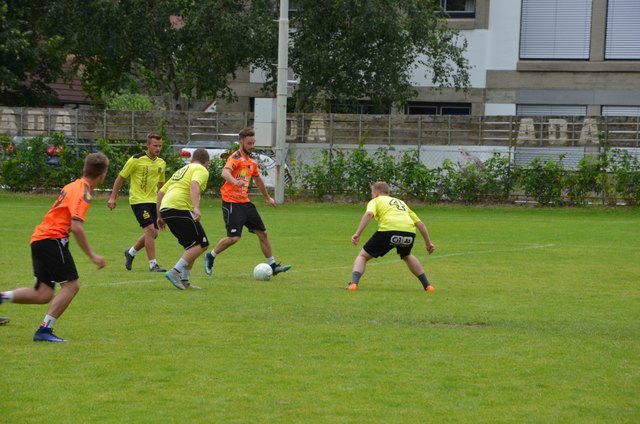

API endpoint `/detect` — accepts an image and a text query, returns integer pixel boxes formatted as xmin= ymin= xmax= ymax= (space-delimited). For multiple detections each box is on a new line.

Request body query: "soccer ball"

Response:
xmin=253 ymin=263 xmax=273 ymax=281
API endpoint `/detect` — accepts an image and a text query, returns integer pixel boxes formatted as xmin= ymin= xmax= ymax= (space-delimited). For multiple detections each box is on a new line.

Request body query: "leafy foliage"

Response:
xmin=43 ymin=0 xmax=278 ymax=110
xmin=287 ymin=0 xmax=470 ymax=112
xmin=0 ymin=1 xmax=67 ymax=106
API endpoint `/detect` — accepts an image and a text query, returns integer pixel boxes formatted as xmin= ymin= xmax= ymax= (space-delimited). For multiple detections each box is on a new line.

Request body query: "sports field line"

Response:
xmin=89 ymin=243 xmax=554 ymax=288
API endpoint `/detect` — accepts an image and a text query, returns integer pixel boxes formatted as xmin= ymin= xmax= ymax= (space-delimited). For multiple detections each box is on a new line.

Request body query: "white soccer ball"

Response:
xmin=253 ymin=263 xmax=273 ymax=281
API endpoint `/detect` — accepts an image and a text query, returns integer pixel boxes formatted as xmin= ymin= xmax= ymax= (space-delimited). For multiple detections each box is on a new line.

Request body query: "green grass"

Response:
xmin=1 ymin=191 xmax=639 ymax=423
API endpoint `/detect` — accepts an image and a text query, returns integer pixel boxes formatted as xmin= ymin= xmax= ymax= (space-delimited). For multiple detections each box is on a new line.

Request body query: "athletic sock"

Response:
xmin=41 ymin=314 xmax=57 ymax=328
xmin=1 ymin=291 xmax=14 ymax=303
xmin=351 ymin=271 xmax=362 ymax=284
xmin=128 ymin=247 xmax=137 ymax=256
xmin=149 ymin=259 xmax=158 ymax=268
xmin=174 ymin=258 xmax=189 ymax=273
xmin=417 ymin=273 xmax=430 ymax=288
xmin=266 ymin=257 xmax=276 ymax=265
xmin=210 ymin=250 xmax=218 ymax=258
xmin=181 ymin=269 xmax=191 ymax=281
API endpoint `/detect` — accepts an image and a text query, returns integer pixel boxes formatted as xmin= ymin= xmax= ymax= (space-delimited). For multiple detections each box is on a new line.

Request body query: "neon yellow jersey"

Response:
xmin=366 ymin=195 xmax=420 ymax=233
xmin=120 ymin=153 xmax=166 ymax=204
xmin=160 ymin=163 xmax=209 ymax=211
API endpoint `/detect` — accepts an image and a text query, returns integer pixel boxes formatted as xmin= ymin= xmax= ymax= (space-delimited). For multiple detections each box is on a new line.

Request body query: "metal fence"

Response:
xmin=2 ymin=107 xmax=640 ymax=148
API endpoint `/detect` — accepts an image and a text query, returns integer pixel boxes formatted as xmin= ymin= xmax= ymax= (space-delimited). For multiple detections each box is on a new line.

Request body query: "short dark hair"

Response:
xmin=239 ymin=127 xmax=255 ymax=140
xmin=147 ymin=133 xmax=161 ymax=143
xmin=191 ymin=148 xmax=210 ymax=164
xmin=83 ymin=152 xmax=109 ymax=178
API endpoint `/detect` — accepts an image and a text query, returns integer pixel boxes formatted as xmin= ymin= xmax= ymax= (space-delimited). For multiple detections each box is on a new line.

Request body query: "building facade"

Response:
xmin=223 ymin=0 xmax=640 ymax=117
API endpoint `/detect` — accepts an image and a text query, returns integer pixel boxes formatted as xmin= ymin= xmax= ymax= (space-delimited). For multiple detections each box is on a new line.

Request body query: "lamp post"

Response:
xmin=274 ymin=0 xmax=289 ymax=204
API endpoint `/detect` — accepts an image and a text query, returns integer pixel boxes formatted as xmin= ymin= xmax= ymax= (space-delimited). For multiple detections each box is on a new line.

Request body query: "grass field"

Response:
xmin=1 ymin=191 xmax=639 ymax=423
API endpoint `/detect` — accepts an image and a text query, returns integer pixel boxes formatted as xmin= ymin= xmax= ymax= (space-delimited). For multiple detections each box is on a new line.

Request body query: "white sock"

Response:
xmin=149 ymin=259 xmax=157 ymax=268
xmin=41 ymin=314 xmax=57 ymax=328
xmin=1 ymin=291 xmax=14 ymax=302
xmin=174 ymin=258 xmax=189 ymax=273
xmin=266 ymin=257 xmax=275 ymax=265
xmin=128 ymin=247 xmax=137 ymax=256
xmin=210 ymin=250 xmax=217 ymax=258
xmin=181 ymin=269 xmax=191 ymax=281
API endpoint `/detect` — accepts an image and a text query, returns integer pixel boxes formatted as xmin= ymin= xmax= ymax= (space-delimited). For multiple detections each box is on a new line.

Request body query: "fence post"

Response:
xmin=74 ymin=108 xmax=79 ymax=141
xmin=19 ymin=107 xmax=24 ymax=136
xmin=47 ymin=108 xmax=51 ymax=136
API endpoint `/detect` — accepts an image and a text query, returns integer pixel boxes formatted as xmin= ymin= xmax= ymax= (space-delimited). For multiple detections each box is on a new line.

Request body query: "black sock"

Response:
xmin=351 ymin=271 xmax=362 ymax=284
xmin=418 ymin=273 xmax=430 ymax=288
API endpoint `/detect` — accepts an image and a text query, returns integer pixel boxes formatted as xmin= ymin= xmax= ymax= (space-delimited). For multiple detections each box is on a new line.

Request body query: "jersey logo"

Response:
xmin=142 ymin=210 xmax=151 ymax=220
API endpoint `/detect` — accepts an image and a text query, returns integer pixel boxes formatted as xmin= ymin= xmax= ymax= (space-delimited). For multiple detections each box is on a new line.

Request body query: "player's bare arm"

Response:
xmin=190 ymin=181 xmax=202 ymax=221
xmin=70 ymin=219 xmax=105 ymax=268
xmin=107 ymin=174 xmax=125 ymax=210
xmin=352 ymin=211 xmax=374 ymax=245
xmin=254 ymin=175 xmax=275 ymax=207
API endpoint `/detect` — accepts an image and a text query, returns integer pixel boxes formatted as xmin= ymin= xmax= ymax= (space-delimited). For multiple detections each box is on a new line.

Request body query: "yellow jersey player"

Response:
xmin=108 ymin=133 xmax=166 ymax=272
xmin=157 ymin=148 xmax=210 ymax=290
xmin=347 ymin=181 xmax=436 ymax=292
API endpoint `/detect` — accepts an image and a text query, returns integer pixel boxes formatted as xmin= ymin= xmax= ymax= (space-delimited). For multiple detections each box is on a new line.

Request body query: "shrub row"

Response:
xmin=289 ymin=145 xmax=640 ymax=206
xmin=2 ymin=135 xmax=639 ymax=206
xmin=0 ymin=134 xmax=225 ymax=194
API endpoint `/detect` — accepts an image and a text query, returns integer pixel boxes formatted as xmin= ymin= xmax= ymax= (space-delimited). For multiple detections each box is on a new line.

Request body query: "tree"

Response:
xmin=284 ymin=0 xmax=471 ymax=112
xmin=45 ymin=0 xmax=278 ymax=110
xmin=0 ymin=1 xmax=68 ymax=106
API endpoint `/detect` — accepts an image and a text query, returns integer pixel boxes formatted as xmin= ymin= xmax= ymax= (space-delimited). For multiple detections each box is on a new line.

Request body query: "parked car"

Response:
xmin=178 ymin=142 xmax=292 ymax=188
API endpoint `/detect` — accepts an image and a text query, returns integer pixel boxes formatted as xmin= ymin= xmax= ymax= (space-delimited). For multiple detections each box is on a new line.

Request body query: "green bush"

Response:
xmin=517 ymin=158 xmax=566 ymax=205
xmin=0 ymin=133 xmax=84 ymax=191
xmin=609 ymin=149 xmax=640 ymax=206
xmin=396 ymin=149 xmax=439 ymax=201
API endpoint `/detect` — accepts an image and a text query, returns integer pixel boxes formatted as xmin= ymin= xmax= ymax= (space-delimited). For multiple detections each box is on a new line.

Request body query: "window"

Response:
xmin=329 ymin=101 xmax=389 ymax=115
xmin=602 ymin=106 xmax=640 ymax=117
xmin=441 ymin=0 xmax=475 ymax=18
xmin=406 ymin=102 xmax=471 ymax=115
xmin=516 ymin=105 xmax=587 ymax=116
xmin=520 ymin=0 xmax=592 ymax=60
xmin=605 ymin=0 xmax=640 ymax=59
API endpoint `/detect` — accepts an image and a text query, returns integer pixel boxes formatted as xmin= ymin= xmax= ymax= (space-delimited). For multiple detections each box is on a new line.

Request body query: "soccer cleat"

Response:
xmin=425 ymin=285 xmax=435 ymax=293
xmin=182 ymin=280 xmax=201 ymax=290
xmin=203 ymin=253 xmax=215 ymax=275
xmin=165 ymin=269 xmax=186 ymax=290
xmin=149 ymin=264 xmax=166 ymax=272
xmin=0 ymin=316 xmax=10 ymax=326
xmin=124 ymin=249 xmax=135 ymax=271
xmin=345 ymin=283 xmax=358 ymax=291
xmin=271 ymin=263 xmax=291 ymax=276
xmin=33 ymin=326 xmax=67 ymax=342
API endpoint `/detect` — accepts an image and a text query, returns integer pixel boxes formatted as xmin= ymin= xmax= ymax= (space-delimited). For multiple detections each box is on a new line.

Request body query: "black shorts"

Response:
xmin=160 ymin=208 xmax=210 ymax=250
xmin=363 ymin=231 xmax=416 ymax=259
xmin=131 ymin=203 xmax=159 ymax=229
xmin=31 ymin=238 xmax=79 ymax=289
xmin=222 ymin=201 xmax=266 ymax=237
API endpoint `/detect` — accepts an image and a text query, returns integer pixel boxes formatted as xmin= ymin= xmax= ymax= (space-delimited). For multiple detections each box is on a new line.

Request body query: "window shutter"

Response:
xmin=517 ymin=105 xmax=587 ymax=116
xmin=605 ymin=0 xmax=640 ymax=59
xmin=602 ymin=106 xmax=640 ymax=116
xmin=520 ymin=0 xmax=592 ymax=59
